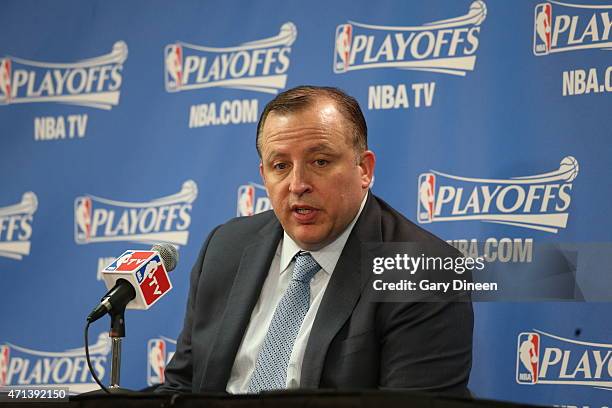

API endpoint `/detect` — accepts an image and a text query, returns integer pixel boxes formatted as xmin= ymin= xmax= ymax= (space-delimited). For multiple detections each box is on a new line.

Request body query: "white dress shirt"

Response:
xmin=226 ymin=193 xmax=368 ymax=393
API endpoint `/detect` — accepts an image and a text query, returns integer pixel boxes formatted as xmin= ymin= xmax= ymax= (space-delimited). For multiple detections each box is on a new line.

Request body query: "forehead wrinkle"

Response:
xmin=262 ymin=124 xmax=343 ymax=152
xmin=305 ymin=142 xmax=338 ymax=153
xmin=262 ymin=126 xmax=349 ymax=147
xmin=264 ymin=142 xmax=338 ymax=163
xmin=263 ymin=125 xmax=329 ymax=143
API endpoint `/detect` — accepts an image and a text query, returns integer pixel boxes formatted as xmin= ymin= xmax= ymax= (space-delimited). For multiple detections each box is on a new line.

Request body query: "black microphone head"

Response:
xmin=152 ymin=243 xmax=178 ymax=272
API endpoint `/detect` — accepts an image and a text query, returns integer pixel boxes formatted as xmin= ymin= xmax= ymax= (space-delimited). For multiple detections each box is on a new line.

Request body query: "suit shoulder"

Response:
xmin=209 ymin=210 xmax=278 ymax=242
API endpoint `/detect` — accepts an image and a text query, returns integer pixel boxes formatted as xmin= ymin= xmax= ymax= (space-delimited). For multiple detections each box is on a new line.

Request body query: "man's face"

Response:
xmin=259 ymin=98 xmax=375 ymax=251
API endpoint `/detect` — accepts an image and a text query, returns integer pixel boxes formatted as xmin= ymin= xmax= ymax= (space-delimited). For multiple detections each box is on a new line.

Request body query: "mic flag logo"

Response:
xmin=516 ymin=330 xmax=612 ymax=390
xmin=0 ymin=192 xmax=37 ymax=260
xmin=517 ymin=333 xmax=540 ymax=384
xmin=533 ymin=2 xmax=612 ymax=56
xmin=103 ymin=250 xmax=172 ymax=308
xmin=164 ymin=22 xmax=297 ymax=94
xmin=237 ymin=183 xmax=271 ymax=216
xmin=0 ymin=333 xmax=110 ymax=393
xmin=417 ymin=156 xmax=578 ymax=233
xmin=74 ymin=180 xmax=197 ymax=246
xmin=146 ymin=337 xmax=176 ymax=386
xmin=0 ymin=41 xmax=127 ymax=110
xmin=333 ymin=1 xmax=486 ymax=76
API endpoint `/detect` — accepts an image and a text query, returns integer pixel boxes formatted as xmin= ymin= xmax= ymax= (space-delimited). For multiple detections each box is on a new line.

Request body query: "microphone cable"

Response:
xmin=84 ymin=321 xmax=111 ymax=394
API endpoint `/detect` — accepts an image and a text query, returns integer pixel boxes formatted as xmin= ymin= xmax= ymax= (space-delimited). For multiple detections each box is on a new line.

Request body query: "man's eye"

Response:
xmin=314 ymin=159 xmax=328 ymax=167
xmin=273 ymin=163 xmax=288 ymax=170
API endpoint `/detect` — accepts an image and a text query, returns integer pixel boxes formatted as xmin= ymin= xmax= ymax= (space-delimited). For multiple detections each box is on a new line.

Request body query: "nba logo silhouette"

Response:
xmin=517 ymin=332 xmax=540 ymax=384
xmin=104 ymin=251 xmax=135 ymax=272
xmin=74 ymin=197 xmax=92 ymax=243
xmin=164 ymin=44 xmax=184 ymax=91
xmin=534 ymin=3 xmax=552 ymax=55
xmin=0 ymin=59 xmax=11 ymax=103
xmin=147 ymin=339 xmax=166 ymax=385
xmin=417 ymin=173 xmax=436 ymax=223
xmin=334 ymin=24 xmax=352 ymax=73
xmin=0 ymin=345 xmax=9 ymax=386
xmin=237 ymin=185 xmax=255 ymax=216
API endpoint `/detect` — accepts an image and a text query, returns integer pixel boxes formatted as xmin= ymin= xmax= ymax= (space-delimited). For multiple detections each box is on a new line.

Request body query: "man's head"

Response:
xmin=257 ymin=86 xmax=375 ymax=251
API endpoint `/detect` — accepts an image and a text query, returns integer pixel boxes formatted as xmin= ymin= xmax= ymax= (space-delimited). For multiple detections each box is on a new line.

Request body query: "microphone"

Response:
xmin=87 ymin=243 xmax=178 ymax=323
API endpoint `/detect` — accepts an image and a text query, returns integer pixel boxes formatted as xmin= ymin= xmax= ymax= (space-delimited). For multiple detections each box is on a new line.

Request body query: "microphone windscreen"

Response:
xmin=152 ymin=243 xmax=179 ymax=272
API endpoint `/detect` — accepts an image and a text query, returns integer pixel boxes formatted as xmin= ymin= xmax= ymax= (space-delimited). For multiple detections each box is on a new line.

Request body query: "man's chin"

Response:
xmin=288 ymin=229 xmax=329 ymax=251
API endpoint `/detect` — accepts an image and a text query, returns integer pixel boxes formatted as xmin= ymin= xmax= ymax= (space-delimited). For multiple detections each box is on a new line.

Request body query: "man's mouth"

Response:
xmin=291 ymin=205 xmax=319 ymax=222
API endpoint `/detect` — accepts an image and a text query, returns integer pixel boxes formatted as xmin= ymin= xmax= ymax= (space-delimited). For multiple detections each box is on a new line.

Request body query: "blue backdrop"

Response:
xmin=1 ymin=1 xmax=611 ymax=406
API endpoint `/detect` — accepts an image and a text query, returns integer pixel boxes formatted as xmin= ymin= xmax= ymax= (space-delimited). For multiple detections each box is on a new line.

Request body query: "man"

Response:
xmin=157 ymin=86 xmax=473 ymax=395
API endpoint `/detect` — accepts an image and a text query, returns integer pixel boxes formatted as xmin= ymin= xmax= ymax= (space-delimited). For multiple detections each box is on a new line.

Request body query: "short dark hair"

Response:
xmin=256 ymin=85 xmax=367 ymax=158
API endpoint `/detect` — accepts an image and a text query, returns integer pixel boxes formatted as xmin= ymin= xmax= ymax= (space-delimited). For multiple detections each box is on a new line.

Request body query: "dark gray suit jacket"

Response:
xmin=157 ymin=193 xmax=473 ymax=395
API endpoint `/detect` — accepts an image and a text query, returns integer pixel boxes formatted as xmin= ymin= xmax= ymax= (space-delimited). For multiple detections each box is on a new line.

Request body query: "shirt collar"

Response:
xmin=279 ymin=191 xmax=368 ymax=276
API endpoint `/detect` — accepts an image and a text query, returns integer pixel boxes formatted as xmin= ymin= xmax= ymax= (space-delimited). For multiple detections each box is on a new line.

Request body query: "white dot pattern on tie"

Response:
xmin=247 ymin=252 xmax=320 ymax=393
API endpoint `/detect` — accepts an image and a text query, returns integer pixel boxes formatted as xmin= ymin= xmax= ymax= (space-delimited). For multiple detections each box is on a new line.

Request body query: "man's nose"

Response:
xmin=288 ymin=165 xmax=312 ymax=196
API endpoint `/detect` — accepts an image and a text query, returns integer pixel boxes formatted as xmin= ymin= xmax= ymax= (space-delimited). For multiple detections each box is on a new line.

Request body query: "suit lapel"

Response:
xmin=198 ymin=217 xmax=282 ymax=391
xmin=300 ymin=194 xmax=382 ymax=387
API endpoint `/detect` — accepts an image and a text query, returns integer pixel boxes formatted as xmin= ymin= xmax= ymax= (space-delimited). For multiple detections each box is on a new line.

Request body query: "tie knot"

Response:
xmin=292 ymin=252 xmax=320 ymax=283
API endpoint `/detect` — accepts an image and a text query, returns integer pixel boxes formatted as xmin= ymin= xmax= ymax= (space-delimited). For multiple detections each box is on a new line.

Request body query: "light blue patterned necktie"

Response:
xmin=247 ymin=251 xmax=320 ymax=393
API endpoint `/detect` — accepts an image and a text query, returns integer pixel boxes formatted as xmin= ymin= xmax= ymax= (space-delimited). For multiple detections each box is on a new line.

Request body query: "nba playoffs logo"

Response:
xmin=0 ymin=41 xmax=127 ymax=109
xmin=237 ymin=183 xmax=271 ymax=216
xmin=334 ymin=1 xmax=486 ymax=76
xmin=0 ymin=192 xmax=37 ymax=260
xmin=517 ymin=333 xmax=540 ymax=384
xmin=533 ymin=2 xmax=612 ymax=56
xmin=164 ymin=22 xmax=296 ymax=94
xmin=146 ymin=337 xmax=176 ymax=386
xmin=0 ymin=333 xmax=110 ymax=393
xmin=515 ymin=329 xmax=612 ymax=390
xmin=417 ymin=156 xmax=578 ymax=233
xmin=75 ymin=180 xmax=197 ymax=246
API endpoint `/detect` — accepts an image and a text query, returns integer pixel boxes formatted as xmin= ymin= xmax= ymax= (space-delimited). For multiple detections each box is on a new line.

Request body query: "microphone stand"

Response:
xmin=109 ymin=308 xmax=126 ymax=390
xmin=82 ymin=301 xmax=133 ymax=395
xmin=88 ymin=280 xmax=135 ymax=394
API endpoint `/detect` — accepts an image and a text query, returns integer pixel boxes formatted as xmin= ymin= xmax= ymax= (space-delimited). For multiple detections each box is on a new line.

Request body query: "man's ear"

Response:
xmin=359 ymin=150 xmax=376 ymax=189
xmin=259 ymin=162 xmax=268 ymax=192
